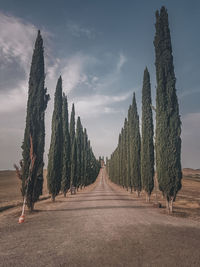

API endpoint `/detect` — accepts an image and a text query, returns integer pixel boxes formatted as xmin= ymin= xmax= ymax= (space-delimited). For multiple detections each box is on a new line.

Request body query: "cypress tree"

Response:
xmin=124 ymin=118 xmax=129 ymax=190
xmin=70 ymin=103 xmax=75 ymax=146
xmin=21 ymin=30 xmax=49 ymax=211
xmin=80 ymin=125 xmax=85 ymax=189
xmin=70 ymin=138 xmax=77 ymax=189
xmin=83 ymin=128 xmax=89 ymax=186
xmin=154 ymin=6 xmax=182 ymax=213
xmin=47 ymin=76 xmax=63 ymax=201
xmin=141 ymin=68 xmax=154 ymax=202
xmin=127 ymin=105 xmax=132 ymax=192
xmin=120 ymin=127 xmax=125 ymax=188
xmin=118 ymin=133 xmax=122 ymax=186
xmin=69 ymin=103 xmax=76 ymax=188
xmin=76 ymin=116 xmax=83 ymax=189
xmin=129 ymin=93 xmax=141 ymax=196
xmin=61 ymin=93 xmax=71 ymax=197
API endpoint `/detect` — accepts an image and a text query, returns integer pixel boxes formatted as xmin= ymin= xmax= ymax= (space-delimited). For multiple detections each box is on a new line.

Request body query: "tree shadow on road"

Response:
xmin=44 ymin=205 xmax=149 ymax=212
xmin=66 ymin=198 xmax=137 ymax=202
xmin=76 ymin=194 xmax=130 ymax=197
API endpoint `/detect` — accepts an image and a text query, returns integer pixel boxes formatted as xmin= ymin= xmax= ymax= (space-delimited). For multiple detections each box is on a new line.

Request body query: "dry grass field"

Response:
xmin=0 ymin=168 xmax=199 ymax=221
xmin=148 ymin=168 xmax=200 ymax=221
xmin=0 ymin=170 xmax=48 ymax=211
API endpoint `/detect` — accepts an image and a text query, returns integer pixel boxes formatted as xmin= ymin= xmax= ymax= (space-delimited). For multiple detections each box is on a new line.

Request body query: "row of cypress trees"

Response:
xmin=20 ymin=31 xmax=100 ymax=210
xmin=107 ymin=6 xmax=182 ymax=213
xmin=107 ymin=68 xmax=154 ymax=201
xmin=47 ymin=76 xmax=100 ymax=201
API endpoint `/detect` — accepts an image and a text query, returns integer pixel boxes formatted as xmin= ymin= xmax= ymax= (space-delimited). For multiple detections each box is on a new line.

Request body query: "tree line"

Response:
xmin=106 ymin=6 xmax=182 ymax=213
xmin=16 ymin=31 xmax=100 ymax=211
xmin=47 ymin=76 xmax=100 ymax=201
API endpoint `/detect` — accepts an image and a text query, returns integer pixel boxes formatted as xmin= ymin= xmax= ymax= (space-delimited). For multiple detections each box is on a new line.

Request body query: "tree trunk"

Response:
xmin=51 ymin=195 xmax=55 ymax=202
xmin=136 ymin=191 xmax=140 ymax=197
xmin=169 ymin=198 xmax=174 ymax=213
xmin=146 ymin=193 xmax=150 ymax=202
xmin=130 ymin=186 xmax=133 ymax=193
xmin=63 ymin=191 xmax=66 ymax=198
xmin=28 ymin=201 xmax=34 ymax=212
xmin=166 ymin=199 xmax=170 ymax=214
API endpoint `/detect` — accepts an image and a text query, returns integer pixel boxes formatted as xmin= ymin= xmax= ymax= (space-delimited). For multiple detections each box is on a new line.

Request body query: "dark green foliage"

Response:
xmin=108 ymin=94 xmax=141 ymax=195
xmin=154 ymin=7 xmax=182 ymax=210
xmin=69 ymin=103 xmax=76 ymax=188
xmin=129 ymin=93 xmax=141 ymax=194
xmin=76 ymin=116 xmax=83 ymax=188
xmin=70 ymin=138 xmax=77 ymax=188
xmin=141 ymin=68 xmax=154 ymax=199
xmin=69 ymin=113 xmax=100 ymax=190
xmin=70 ymin=103 xmax=75 ymax=146
xmin=82 ymin=128 xmax=100 ymax=186
xmin=21 ymin=30 xmax=49 ymax=210
xmin=120 ymin=128 xmax=125 ymax=187
xmin=80 ymin=125 xmax=85 ymax=188
xmin=61 ymin=93 xmax=71 ymax=196
xmin=83 ymin=128 xmax=88 ymax=186
xmin=47 ymin=76 xmax=63 ymax=201
xmin=118 ymin=134 xmax=122 ymax=186
xmin=124 ymin=118 xmax=129 ymax=189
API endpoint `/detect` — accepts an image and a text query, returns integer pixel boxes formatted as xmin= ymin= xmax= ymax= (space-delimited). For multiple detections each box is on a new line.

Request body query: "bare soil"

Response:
xmin=0 ymin=168 xmax=200 ymax=267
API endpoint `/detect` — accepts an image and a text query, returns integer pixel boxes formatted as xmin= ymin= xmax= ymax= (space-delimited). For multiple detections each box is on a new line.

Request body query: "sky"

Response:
xmin=0 ymin=0 xmax=200 ymax=169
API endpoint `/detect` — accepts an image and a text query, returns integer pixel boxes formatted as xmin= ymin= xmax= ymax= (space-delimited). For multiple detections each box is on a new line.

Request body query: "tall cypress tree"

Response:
xmin=121 ymin=127 xmax=125 ymax=188
xmin=154 ymin=6 xmax=182 ymax=213
xmin=127 ymin=105 xmax=133 ymax=192
xmin=141 ymin=67 xmax=154 ymax=201
xmin=61 ymin=93 xmax=71 ymax=197
xmin=69 ymin=104 xmax=76 ymax=188
xmin=76 ymin=116 xmax=83 ymax=189
xmin=83 ymin=128 xmax=88 ymax=186
xmin=80 ymin=126 xmax=85 ymax=188
xmin=70 ymin=138 xmax=77 ymax=189
xmin=21 ymin=30 xmax=49 ymax=211
xmin=129 ymin=93 xmax=141 ymax=196
xmin=70 ymin=103 xmax=75 ymax=146
xmin=118 ymin=133 xmax=122 ymax=186
xmin=124 ymin=118 xmax=129 ymax=190
xmin=47 ymin=76 xmax=63 ymax=201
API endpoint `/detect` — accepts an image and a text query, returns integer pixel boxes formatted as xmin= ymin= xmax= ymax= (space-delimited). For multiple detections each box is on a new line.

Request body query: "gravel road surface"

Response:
xmin=0 ymin=167 xmax=200 ymax=267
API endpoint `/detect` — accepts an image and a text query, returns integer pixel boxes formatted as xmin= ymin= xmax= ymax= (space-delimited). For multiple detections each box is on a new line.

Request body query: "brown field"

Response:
xmin=106 ymin=168 xmax=200 ymax=222
xmin=148 ymin=168 xmax=200 ymax=221
xmin=0 ymin=168 xmax=199 ymax=221
xmin=0 ymin=169 xmax=48 ymax=210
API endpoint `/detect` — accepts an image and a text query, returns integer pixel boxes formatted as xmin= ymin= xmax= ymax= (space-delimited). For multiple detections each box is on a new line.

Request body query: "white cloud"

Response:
xmin=0 ymin=12 xmax=59 ymax=114
xmin=117 ymin=53 xmax=127 ymax=72
xmin=94 ymin=52 xmax=127 ymax=92
xmin=60 ymin=52 xmax=127 ymax=95
xmin=46 ymin=57 xmax=60 ymax=81
xmin=73 ymin=92 xmax=132 ymax=118
xmin=0 ymin=80 xmax=27 ymax=113
xmin=61 ymin=53 xmax=96 ymax=92
xmin=0 ymin=12 xmax=36 ymax=71
xmin=67 ymin=21 xmax=95 ymax=39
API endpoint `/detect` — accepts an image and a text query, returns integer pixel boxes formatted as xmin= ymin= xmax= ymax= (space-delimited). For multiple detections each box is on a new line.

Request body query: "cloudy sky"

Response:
xmin=0 ymin=0 xmax=199 ymax=169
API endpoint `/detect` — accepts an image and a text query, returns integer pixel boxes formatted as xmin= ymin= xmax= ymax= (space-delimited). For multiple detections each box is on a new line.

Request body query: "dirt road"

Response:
xmin=0 ymin=168 xmax=200 ymax=267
